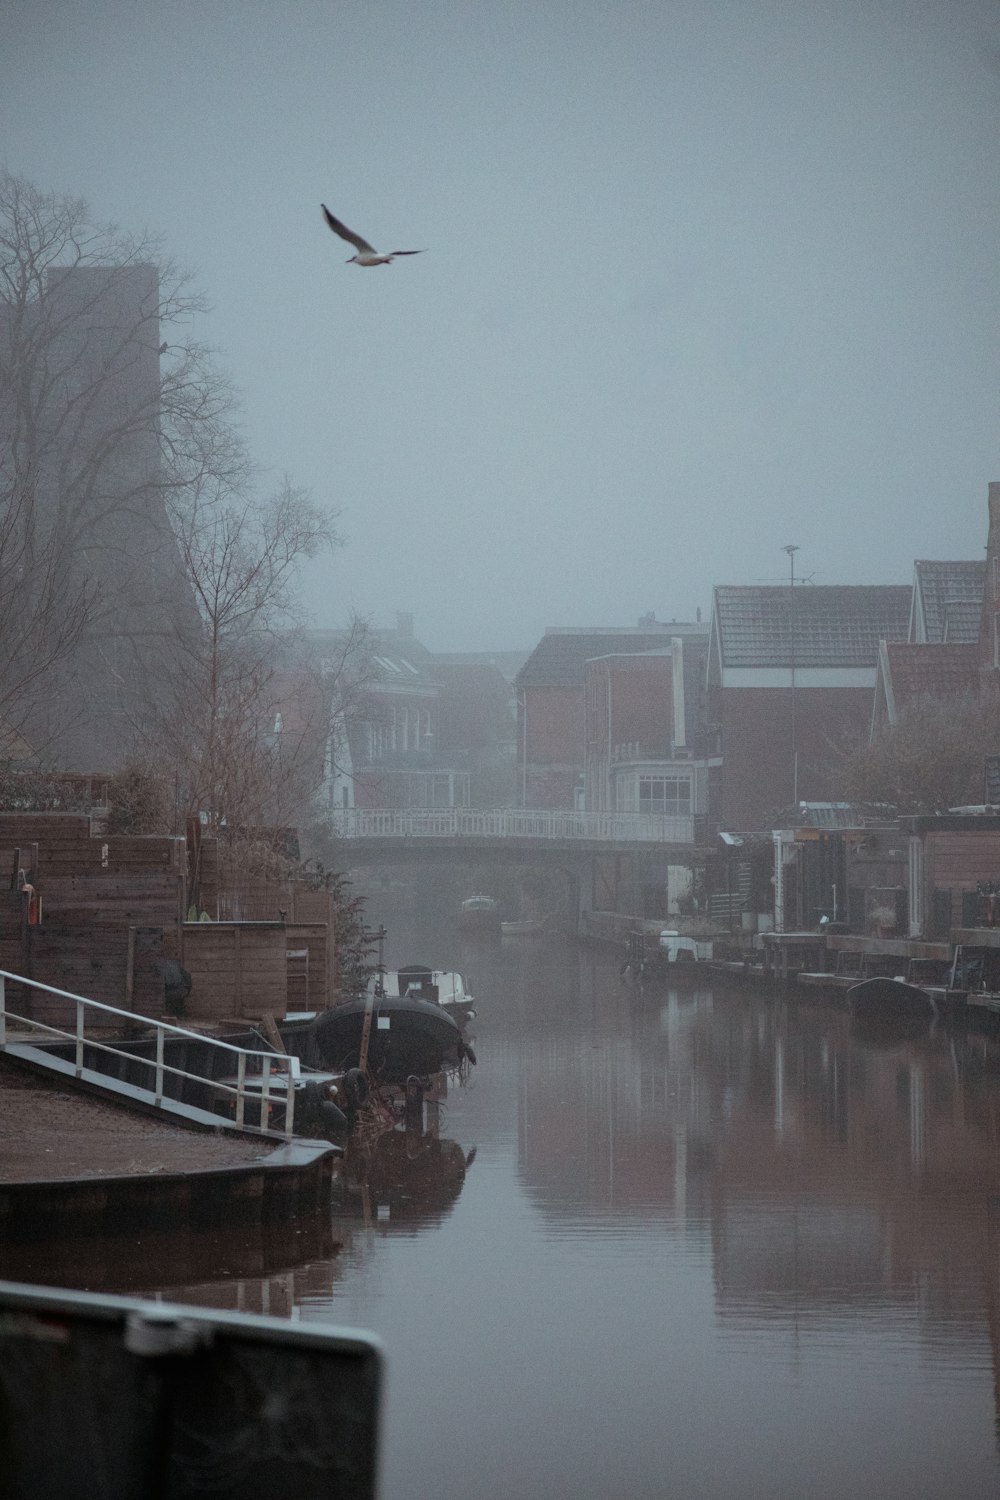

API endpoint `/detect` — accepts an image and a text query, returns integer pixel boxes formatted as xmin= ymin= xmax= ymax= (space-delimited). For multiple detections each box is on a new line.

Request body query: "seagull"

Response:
xmin=321 ymin=204 xmax=426 ymax=266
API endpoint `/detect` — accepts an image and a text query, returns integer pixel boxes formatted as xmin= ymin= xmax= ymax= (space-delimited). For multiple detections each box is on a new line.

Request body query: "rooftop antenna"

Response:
xmin=783 ymin=546 xmax=799 ymax=807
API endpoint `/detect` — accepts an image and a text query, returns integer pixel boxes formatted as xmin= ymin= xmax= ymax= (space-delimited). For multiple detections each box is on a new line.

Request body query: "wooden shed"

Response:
xmin=905 ymin=812 xmax=1000 ymax=939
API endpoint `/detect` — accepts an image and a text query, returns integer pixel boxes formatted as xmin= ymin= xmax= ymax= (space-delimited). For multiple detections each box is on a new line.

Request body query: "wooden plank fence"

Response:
xmin=182 ymin=922 xmax=288 ymax=1021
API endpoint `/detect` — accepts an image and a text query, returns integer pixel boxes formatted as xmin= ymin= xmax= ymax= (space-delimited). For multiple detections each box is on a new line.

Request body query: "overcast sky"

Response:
xmin=3 ymin=0 xmax=1000 ymax=652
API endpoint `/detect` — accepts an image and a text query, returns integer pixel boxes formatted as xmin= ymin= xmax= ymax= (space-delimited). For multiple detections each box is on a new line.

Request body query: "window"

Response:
xmin=638 ymin=776 xmax=691 ymax=815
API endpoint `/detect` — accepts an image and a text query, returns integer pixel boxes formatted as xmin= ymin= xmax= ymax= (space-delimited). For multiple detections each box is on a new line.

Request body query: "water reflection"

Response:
xmin=40 ymin=920 xmax=1000 ymax=1497
xmin=0 ymin=1213 xmax=338 ymax=1297
xmin=338 ymin=1126 xmax=473 ymax=1232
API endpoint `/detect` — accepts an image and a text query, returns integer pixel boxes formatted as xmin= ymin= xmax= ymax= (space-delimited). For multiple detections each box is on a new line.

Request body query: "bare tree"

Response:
xmin=134 ymin=476 xmax=372 ymax=874
xmin=836 ymin=692 xmax=1000 ymax=814
xmin=0 ymin=169 xmax=245 ymax=764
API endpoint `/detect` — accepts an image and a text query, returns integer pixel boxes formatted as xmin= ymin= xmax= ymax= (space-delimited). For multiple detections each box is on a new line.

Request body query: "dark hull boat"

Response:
xmin=312 ymin=994 xmax=470 ymax=1084
xmin=848 ymin=976 xmax=937 ymax=1046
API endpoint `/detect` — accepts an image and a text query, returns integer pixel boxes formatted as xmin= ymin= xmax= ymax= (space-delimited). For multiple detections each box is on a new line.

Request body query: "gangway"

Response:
xmin=0 ymin=969 xmax=308 ymax=1140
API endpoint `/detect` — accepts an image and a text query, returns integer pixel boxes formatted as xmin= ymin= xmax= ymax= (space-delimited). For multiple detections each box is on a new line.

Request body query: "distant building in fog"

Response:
xmin=708 ymin=584 xmax=911 ymax=830
xmin=306 ymin=615 xmax=519 ymax=811
xmin=0 ymin=262 xmax=195 ymax=769
xmin=515 ymin=618 xmax=711 ymax=812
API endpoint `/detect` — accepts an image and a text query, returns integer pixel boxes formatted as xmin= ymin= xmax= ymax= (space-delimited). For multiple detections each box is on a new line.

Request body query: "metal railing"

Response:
xmin=329 ymin=807 xmax=696 ymax=844
xmin=0 ymin=970 xmax=301 ymax=1139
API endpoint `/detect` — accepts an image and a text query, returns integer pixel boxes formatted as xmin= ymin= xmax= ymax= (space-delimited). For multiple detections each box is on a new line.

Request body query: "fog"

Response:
xmin=4 ymin=0 xmax=1000 ymax=651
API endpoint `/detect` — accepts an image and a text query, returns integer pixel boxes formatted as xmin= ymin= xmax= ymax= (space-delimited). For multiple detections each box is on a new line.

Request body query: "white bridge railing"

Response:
xmin=0 ymin=970 xmax=301 ymax=1138
xmin=330 ymin=807 xmax=696 ymax=844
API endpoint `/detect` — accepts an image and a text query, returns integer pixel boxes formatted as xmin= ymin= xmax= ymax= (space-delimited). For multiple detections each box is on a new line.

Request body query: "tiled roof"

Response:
xmin=516 ymin=625 xmax=707 ymax=687
xmin=433 ymin=650 xmax=530 ymax=684
xmin=912 ymin=560 xmax=984 ymax=643
xmin=305 ymin=626 xmax=441 ymax=689
xmin=713 ymin=585 xmax=911 ymax=668
xmin=941 ymin=597 xmax=982 ymax=644
xmin=882 ymin=642 xmax=979 ymax=711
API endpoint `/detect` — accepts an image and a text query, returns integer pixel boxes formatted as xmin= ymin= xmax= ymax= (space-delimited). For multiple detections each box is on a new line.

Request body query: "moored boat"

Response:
xmin=458 ymin=895 xmax=500 ymax=935
xmin=312 ymin=992 xmax=473 ymax=1084
xmin=380 ymin=964 xmax=477 ymax=1028
xmin=847 ymin=975 xmax=938 ymax=1019
xmin=500 ymin=918 xmax=547 ymax=937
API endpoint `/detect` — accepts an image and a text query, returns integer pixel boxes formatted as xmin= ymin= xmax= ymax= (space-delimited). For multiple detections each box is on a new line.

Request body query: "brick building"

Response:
xmin=708 ymin=584 xmax=911 ymax=830
xmin=515 ymin=621 xmax=709 ymax=810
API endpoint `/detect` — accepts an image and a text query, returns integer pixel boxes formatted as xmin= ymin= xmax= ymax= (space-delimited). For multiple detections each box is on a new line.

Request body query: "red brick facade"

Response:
xmin=520 ymin=685 xmax=583 ymax=807
xmin=716 ymin=685 xmax=876 ymax=830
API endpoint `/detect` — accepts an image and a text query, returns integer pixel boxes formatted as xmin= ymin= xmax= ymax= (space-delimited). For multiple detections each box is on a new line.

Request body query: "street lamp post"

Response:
xmin=783 ymin=545 xmax=799 ymax=809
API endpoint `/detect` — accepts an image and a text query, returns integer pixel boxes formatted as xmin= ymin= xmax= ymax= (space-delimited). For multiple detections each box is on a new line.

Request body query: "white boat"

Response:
xmin=371 ymin=964 xmax=477 ymax=1028
xmin=458 ymin=896 xmax=500 ymax=934
xmin=500 ymin=918 xmax=547 ymax=937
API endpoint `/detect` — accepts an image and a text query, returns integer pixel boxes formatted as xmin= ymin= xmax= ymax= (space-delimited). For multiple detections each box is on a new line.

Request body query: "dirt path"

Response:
xmin=0 ymin=1060 xmax=277 ymax=1183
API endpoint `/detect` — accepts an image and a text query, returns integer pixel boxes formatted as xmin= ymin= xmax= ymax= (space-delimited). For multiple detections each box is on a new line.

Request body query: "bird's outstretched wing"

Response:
xmin=321 ymin=204 xmax=375 ymax=254
xmin=389 ymin=249 xmax=427 ymax=257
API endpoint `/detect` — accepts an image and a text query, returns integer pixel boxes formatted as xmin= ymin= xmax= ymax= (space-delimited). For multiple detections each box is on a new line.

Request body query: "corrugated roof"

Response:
xmin=714 ymin=585 xmax=911 ymax=668
xmin=883 ymin=642 xmax=979 ymax=709
xmin=516 ymin=626 xmax=707 ymax=687
xmin=912 ymin=560 xmax=984 ymax=643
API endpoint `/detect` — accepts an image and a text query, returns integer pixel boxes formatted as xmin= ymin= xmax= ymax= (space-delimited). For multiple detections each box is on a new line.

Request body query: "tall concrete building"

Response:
xmin=0 ymin=262 xmax=195 ymax=768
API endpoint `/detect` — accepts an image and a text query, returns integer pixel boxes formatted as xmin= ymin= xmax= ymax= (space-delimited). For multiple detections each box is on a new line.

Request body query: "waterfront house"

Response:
xmin=515 ymin=618 xmax=709 ymax=810
xmin=707 ymin=584 xmax=911 ymax=831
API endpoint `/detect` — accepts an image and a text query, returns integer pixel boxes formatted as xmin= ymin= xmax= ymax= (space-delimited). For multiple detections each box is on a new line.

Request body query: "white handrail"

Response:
xmin=329 ymin=807 xmax=697 ymax=844
xmin=0 ymin=968 xmax=305 ymax=1140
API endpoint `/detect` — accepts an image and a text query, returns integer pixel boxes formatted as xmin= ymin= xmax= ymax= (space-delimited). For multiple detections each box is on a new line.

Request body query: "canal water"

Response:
xmin=41 ymin=918 xmax=1000 ymax=1496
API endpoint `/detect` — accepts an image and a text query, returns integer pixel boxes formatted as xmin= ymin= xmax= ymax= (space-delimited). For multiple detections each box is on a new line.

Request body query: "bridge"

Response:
xmin=326 ymin=810 xmax=709 ymax=927
xmin=328 ymin=807 xmax=705 ymax=862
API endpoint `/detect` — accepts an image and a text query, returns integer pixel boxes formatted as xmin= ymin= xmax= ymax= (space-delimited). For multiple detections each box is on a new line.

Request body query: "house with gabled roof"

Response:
xmin=307 ymin=615 xmax=473 ymax=811
xmin=909 ymin=559 xmax=985 ymax=643
xmin=869 ymin=502 xmax=993 ymax=742
xmin=871 ymin=641 xmax=979 ymax=736
xmin=708 ymin=584 xmax=911 ymax=830
xmin=515 ymin=619 xmax=709 ymax=810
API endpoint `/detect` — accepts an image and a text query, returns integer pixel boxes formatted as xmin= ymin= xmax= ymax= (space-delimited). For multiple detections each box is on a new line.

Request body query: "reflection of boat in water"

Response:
xmin=340 ymin=1128 xmax=473 ymax=1228
xmin=376 ymin=964 xmax=476 ymax=1028
xmin=501 ymin=918 xmax=547 ymax=938
xmin=848 ymin=976 xmax=937 ymax=1047
xmin=313 ymin=993 xmax=474 ymax=1084
xmin=621 ymin=929 xmax=714 ymax=986
xmin=458 ymin=895 xmax=500 ymax=935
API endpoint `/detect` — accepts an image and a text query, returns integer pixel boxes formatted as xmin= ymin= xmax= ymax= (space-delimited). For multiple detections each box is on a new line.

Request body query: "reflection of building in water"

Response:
xmin=515 ymin=984 xmax=1000 ymax=1426
xmin=163 ymin=1251 xmax=351 ymax=1320
xmin=0 ymin=1214 xmax=341 ymax=1304
xmin=710 ymin=1013 xmax=1000 ymax=1330
xmin=517 ymin=987 xmax=718 ymax=1226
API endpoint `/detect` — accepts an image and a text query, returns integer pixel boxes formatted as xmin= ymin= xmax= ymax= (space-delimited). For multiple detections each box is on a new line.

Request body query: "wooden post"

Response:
xmin=234 ymin=925 xmax=242 ymax=1012
xmin=260 ymin=1012 xmax=286 ymax=1054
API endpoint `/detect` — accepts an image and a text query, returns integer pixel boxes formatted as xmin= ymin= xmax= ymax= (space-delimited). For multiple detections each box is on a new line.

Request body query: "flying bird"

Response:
xmin=321 ymin=204 xmax=426 ymax=266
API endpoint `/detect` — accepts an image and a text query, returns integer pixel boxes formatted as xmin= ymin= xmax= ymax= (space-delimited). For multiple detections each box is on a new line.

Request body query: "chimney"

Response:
xmin=396 ymin=611 xmax=414 ymax=637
